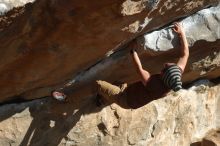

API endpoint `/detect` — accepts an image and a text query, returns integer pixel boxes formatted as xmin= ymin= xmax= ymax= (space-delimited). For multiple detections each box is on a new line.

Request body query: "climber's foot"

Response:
xmin=52 ymin=91 xmax=67 ymax=102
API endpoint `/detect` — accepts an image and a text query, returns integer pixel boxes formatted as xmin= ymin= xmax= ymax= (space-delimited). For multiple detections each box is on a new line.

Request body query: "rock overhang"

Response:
xmin=0 ymin=0 xmax=219 ymax=102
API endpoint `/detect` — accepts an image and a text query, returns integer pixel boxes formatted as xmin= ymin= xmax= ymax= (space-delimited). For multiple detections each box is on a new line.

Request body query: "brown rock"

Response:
xmin=0 ymin=80 xmax=219 ymax=146
xmin=0 ymin=0 xmax=219 ymax=102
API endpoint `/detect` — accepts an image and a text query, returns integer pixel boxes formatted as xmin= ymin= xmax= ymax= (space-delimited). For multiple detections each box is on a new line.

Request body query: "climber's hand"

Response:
xmin=173 ymin=22 xmax=185 ymax=36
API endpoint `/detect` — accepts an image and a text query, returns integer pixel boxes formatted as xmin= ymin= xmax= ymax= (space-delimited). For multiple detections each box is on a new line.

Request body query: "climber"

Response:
xmin=52 ymin=22 xmax=189 ymax=107
xmin=96 ymin=22 xmax=189 ymax=108
xmin=131 ymin=22 xmax=189 ymax=91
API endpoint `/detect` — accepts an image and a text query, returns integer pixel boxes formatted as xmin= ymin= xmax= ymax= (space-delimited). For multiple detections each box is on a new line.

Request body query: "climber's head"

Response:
xmin=161 ymin=64 xmax=183 ymax=92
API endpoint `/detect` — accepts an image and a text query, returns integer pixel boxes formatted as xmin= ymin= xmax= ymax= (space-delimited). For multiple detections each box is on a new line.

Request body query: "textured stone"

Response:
xmin=191 ymin=131 xmax=220 ymax=146
xmin=0 ymin=80 xmax=219 ymax=146
xmin=138 ymin=3 xmax=220 ymax=51
xmin=0 ymin=0 xmax=35 ymax=14
xmin=0 ymin=1 xmax=220 ymax=146
xmin=57 ymin=4 xmax=220 ymax=102
xmin=191 ymin=51 xmax=220 ymax=75
xmin=0 ymin=0 xmax=219 ymax=102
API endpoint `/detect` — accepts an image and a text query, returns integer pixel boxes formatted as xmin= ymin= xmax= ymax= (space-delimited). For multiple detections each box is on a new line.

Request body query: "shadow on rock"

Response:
xmin=18 ymin=95 xmax=103 ymax=146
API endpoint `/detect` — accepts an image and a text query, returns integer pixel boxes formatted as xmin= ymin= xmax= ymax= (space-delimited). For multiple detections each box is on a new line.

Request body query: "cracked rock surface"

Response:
xmin=0 ymin=80 xmax=219 ymax=146
xmin=0 ymin=0 xmax=35 ymax=14
xmin=0 ymin=0 xmax=219 ymax=102
xmin=138 ymin=4 xmax=220 ymax=51
xmin=60 ymin=4 xmax=220 ymax=101
xmin=0 ymin=1 xmax=219 ymax=145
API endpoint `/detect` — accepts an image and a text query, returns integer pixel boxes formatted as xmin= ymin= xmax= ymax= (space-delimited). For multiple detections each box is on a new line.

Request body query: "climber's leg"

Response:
xmin=96 ymin=80 xmax=129 ymax=108
xmin=96 ymin=80 xmax=127 ymax=104
xmin=96 ymin=80 xmax=121 ymax=103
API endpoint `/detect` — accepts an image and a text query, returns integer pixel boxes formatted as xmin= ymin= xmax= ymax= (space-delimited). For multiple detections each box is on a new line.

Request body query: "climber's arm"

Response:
xmin=173 ymin=22 xmax=189 ymax=72
xmin=130 ymin=49 xmax=150 ymax=86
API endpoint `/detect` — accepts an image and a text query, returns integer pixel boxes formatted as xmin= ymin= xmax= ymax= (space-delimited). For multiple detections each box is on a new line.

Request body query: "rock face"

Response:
xmin=0 ymin=0 xmax=35 ymax=14
xmin=139 ymin=4 xmax=220 ymax=51
xmin=0 ymin=0 xmax=219 ymax=102
xmin=0 ymin=1 xmax=220 ymax=146
xmin=137 ymin=3 xmax=220 ymax=82
xmin=0 ymin=80 xmax=219 ymax=146
xmin=58 ymin=4 xmax=220 ymax=102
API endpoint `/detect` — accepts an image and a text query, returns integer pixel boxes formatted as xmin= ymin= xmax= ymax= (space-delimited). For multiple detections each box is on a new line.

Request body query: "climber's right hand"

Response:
xmin=173 ymin=22 xmax=185 ymax=36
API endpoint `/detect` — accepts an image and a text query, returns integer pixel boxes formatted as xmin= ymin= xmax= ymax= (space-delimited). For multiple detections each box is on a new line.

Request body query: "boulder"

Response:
xmin=0 ymin=80 xmax=219 ymax=146
xmin=0 ymin=0 xmax=219 ymax=102
xmin=0 ymin=0 xmax=35 ymax=14
xmin=51 ymin=4 xmax=220 ymax=101
xmin=0 ymin=1 xmax=219 ymax=145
